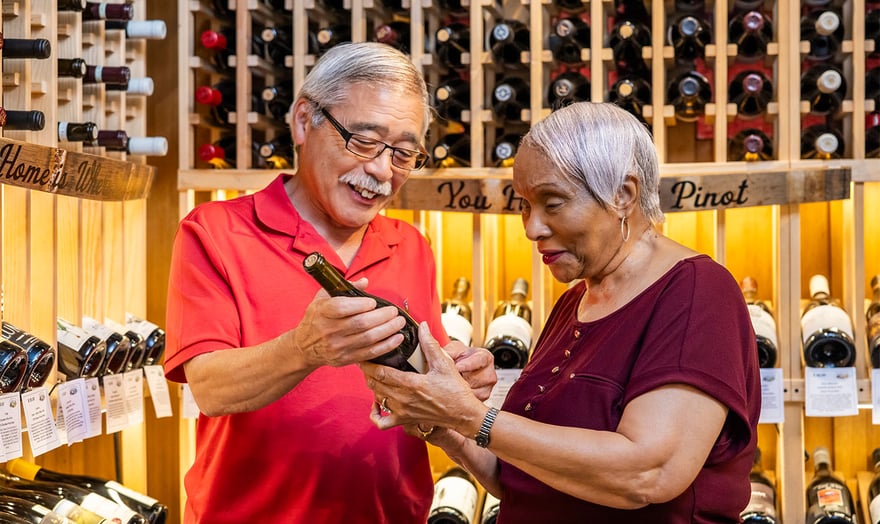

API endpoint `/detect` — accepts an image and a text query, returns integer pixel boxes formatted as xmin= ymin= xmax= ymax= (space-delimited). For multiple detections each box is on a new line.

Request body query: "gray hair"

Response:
xmin=296 ymin=42 xmax=432 ymax=137
xmin=520 ymin=102 xmax=664 ymax=224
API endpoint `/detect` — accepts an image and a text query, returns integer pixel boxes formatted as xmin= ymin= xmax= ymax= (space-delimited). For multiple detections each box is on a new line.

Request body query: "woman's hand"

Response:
xmin=444 ymin=342 xmax=496 ymax=402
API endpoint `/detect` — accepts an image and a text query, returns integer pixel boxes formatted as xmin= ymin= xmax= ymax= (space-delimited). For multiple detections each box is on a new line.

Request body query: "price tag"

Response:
xmin=872 ymin=369 xmax=880 ymax=425
xmin=758 ymin=368 xmax=784 ymax=424
xmin=103 ymin=374 xmax=128 ymax=434
xmin=56 ymin=378 xmax=90 ymax=445
xmin=124 ymin=369 xmax=145 ymax=426
xmin=0 ymin=392 xmax=23 ymax=461
xmin=21 ymin=387 xmax=61 ymax=457
xmin=84 ymin=377 xmax=103 ymax=438
xmin=143 ymin=365 xmax=173 ymax=418
xmin=181 ymin=383 xmax=200 ymax=419
xmin=805 ymin=366 xmax=858 ymax=417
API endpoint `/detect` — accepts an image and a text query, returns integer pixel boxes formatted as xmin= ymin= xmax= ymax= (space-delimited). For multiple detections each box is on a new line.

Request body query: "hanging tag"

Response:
xmin=804 ymin=366 xmax=858 ymax=417
xmin=758 ymin=368 xmax=784 ymax=424
xmin=21 ymin=387 xmax=61 ymax=456
xmin=143 ymin=365 xmax=173 ymax=418
xmin=103 ymin=374 xmax=129 ymax=434
xmin=0 ymin=392 xmax=24 ymax=461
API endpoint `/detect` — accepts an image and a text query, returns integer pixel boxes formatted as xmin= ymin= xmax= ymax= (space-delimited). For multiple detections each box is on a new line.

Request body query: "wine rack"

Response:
xmin=173 ymin=0 xmax=880 ymax=523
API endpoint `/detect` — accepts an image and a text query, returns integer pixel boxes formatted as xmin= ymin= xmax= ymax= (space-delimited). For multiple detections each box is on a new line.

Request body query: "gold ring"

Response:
xmin=380 ymin=397 xmax=392 ymax=414
xmin=417 ymin=424 xmax=435 ymax=440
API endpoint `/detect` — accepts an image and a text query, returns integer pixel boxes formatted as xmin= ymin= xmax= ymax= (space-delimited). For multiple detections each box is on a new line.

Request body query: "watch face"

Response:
xmin=476 ymin=434 xmax=489 ymax=448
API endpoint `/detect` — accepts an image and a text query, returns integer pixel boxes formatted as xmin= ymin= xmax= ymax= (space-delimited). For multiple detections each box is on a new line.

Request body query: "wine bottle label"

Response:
xmin=814 ymin=483 xmax=846 ymax=510
xmin=105 ymin=480 xmax=160 ymax=506
xmin=52 ymin=499 xmax=106 ymax=524
xmin=741 ymin=482 xmax=777 ymax=518
xmin=82 ymin=316 xmax=115 ymax=340
xmin=57 ymin=319 xmax=92 ymax=351
xmin=801 ymin=304 xmax=854 ymax=342
xmin=747 ymin=305 xmax=778 ymax=349
xmin=482 ymin=492 xmax=501 ymax=521
xmin=430 ymin=476 xmax=478 ymax=522
xmin=80 ymin=492 xmax=140 ymax=522
xmin=125 ymin=316 xmax=160 ymax=340
xmin=407 ymin=344 xmax=428 ymax=375
xmin=484 ymin=314 xmax=532 ymax=349
xmin=441 ymin=313 xmax=473 ymax=345
xmin=870 ymin=493 xmax=880 ymax=524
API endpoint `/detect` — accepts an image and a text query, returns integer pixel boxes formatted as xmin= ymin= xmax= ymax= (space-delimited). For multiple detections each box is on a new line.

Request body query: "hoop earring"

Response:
xmin=620 ymin=216 xmax=630 ymax=242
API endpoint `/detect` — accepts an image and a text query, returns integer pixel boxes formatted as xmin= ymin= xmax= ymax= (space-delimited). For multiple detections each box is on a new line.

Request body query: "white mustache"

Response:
xmin=340 ymin=172 xmax=392 ymax=197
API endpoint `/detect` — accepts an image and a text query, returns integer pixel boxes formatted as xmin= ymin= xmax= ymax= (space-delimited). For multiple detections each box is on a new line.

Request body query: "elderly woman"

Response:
xmin=362 ymin=102 xmax=760 ymax=523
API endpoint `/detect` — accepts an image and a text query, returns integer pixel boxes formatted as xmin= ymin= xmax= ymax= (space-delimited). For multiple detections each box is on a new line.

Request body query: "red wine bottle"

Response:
xmin=434 ymin=77 xmax=470 ymax=122
xmin=195 ymin=82 xmax=236 ymax=127
xmin=58 ymin=58 xmax=88 ymax=78
xmin=0 ymin=37 xmax=52 ymax=59
xmin=315 ymin=24 xmax=351 ymax=55
xmin=84 ymin=65 xmax=131 ymax=89
xmin=800 ymin=124 xmax=844 ymax=159
xmin=89 ymin=130 xmax=169 ymax=156
xmin=58 ymin=121 xmax=99 ymax=143
xmin=728 ymin=10 xmax=773 ymax=63
xmin=666 ymin=70 xmax=712 ymax=122
xmin=83 ymin=1 xmax=134 ymax=21
xmin=432 ymin=133 xmax=471 ymax=168
xmin=0 ymin=321 xmax=56 ymax=390
xmin=547 ymin=70 xmax=590 ymax=110
xmin=0 ymin=108 xmax=45 ymax=131
xmin=492 ymin=76 xmax=529 ymax=122
xmin=104 ymin=20 xmax=168 ymax=40
xmin=492 ymin=133 xmax=522 ymax=167
xmin=261 ymin=26 xmax=291 ymax=67
xmin=261 ymin=84 xmax=292 ymax=123
xmin=607 ymin=76 xmax=651 ymax=124
xmin=489 ymin=20 xmax=530 ymax=68
xmin=728 ymin=128 xmax=773 ymax=161
xmin=728 ymin=70 xmax=773 ymax=118
xmin=667 ymin=14 xmax=712 ymax=62
xmin=805 ymin=447 xmax=857 ymax=522
xmin=435 ymin=23 xmax=469 ymax=71
xmin=549 ymin=16 xmax=590 ymax=65
xmin=56 ymin=317 xmax=107 ymax=379
xmin=257 ymin=133 xmax=293 ymax=169
xmin=374 ymin=21 xmax=410 ymax=53
xmin=800 ymin=63 xmax=846 ymax=116
xmin=800 ymin=9 xmax=844 ymax=62
xmin=609 ymin=20 xmax=651 ymax=79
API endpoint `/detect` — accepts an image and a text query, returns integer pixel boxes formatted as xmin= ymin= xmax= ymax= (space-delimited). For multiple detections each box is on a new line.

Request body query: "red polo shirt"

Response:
xmin=165 ymin=174 xmax=448 ymax=523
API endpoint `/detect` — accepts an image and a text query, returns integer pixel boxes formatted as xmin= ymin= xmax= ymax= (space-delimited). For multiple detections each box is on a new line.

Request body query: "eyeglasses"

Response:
xmin=319 ymin=107 xmax=429 ymax=171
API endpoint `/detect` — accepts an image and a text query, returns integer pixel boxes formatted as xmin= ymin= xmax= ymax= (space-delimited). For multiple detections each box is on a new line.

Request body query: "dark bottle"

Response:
xmin=0 ymin=494 xmax=69 ymax=523
xmin=612 ymin=0 xmax=650 ymax=26
xmin=800 ymin=9 xmax=844 ymax=62
xmin=547 ymin=70 xmax=590 ymax=110
xmin=801 ymin=124 xmax=844 ymax=159
xmin=303 ymin=252 xmax=426 ymax=373
xmin=199 ymin=27 xmax=234 ymax=72
xmin=489 ymin=19 xmax=530 ymax=68
xmin=674 ymin=0 xmax=704 ymax=11
xmin=83 ymin=1 xmax=134 ymax=21
xmin=867 ymin=67 xmax=880 ymax=107
xmin=58 ymin=122 xmax=99 ymax=143
xmin=867 ymin=275 xmax=880 ymax=368
xmin=0 ymin=321 xmax=56 ymax=390
xmin=548 ymin=16 xmax=590 ymax=65
xmin=740 ymin=448 xmax=779 ymax=523
xmin=440 ymin=277 xmax=473 ymax=344
xmin=427 ymin=467 xmax=479 ymax=524
xmin=0 ymin=485 xmax=107 ymax=523
xmin=81 ymin=316 xmax=132 ymax=376
xmin=261 ymin=84 xmax=292 ymax=123
xmin=608 ymin=76 xmax=651 ymax=124
xmin=0 ymin=340 xmax=27 ymax=393
xmin=199 ymin=136 xmax=237 ymax=169
xmin=257 ymin=133 xmax=294 ymax=169
xmin=667 ymin=14 xmax=712 ymax=62
xmin=800 ymin=274 xmax=856 ymax=368
xmin=729 ymin=128 xmax=774 ymax=161
xmin=261 ymin=26 xmax=292 ymax=66
xmin=432 ymin=132 xmax=471 ymax=168
xmin=56 ymin=317 xmax=107 ymax=378
xmin=867 ymin=116 xmax=880 ymax=159
xmin=104 ymin=20 xmax=168 ymax=40
xmin=84 ymin=65 xmax=131 ymax=89
xmin=492 ymin=76 xmax=529 ymax=122
xmin=195 ymin=81 xmax=236 ymax=127
xmin=58 ymin=58 xmax=87 ymax=78
xmin=0 ymin=37 xmax=52 ymax=59
xmin=436 ymin=0 xmax=467 ymax=15
xmin=6 ymin=458 xmax=168 ymax=524
xmin=491 ymin=133 xmax=522 ymax=167
xmin=553 ymin=0 xmax=586 ymax=12
xmin=728 ymin=70 xmax=773 ymax=119
xmin=728 ymin=10 xmax=773 ymax=63
xmin=435 ymin=23 xmax=470 ymax=71
xmin=104 ymin=318 xmax=148 ymax=371
xmin=484 ymin=278 xmax=532 ymax=369
xmin=733 ymin=0 xmax=766 ymax=9
xmin=315 ymin=24 xmax=351 ymax=55
xmin=868 ymin=10 xmax=880 ymax=57
xmin=481 ymin=492 xmax=500 ymax=524
xmin=374 ymin=21 xmax=410 ymax=53
xmin=0 ymin=108 xmax=45 ymax=131
xmin=89 ymin=130 xmax=169 ymax=156
xmin=58 ymin=0 xmax=87 ymax=11
xmin=740 ymin=276 xmax=778 ymax=368
xmin=666 ymin=69 xmax=712 ymax=122
xmin=869 ymin=447 xmax=880 ymax=523
xmin=609 ymin=20 xmax=651 ymax=79
xmin=805 ymin=447 xmax=857 ymax=523
xmin=434 ymin=77 xmax=470 ymax=122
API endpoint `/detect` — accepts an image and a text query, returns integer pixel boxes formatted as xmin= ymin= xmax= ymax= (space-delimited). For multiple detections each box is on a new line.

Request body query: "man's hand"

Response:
xmin=444 ymin=341 xmax=497 ymax=402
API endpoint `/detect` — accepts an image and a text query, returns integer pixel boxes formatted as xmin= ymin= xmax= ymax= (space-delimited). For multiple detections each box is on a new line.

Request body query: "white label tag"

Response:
xmin=84 ymin=377 xmax=103 ymax=438
xmin=872 ymin=369 xmax=880 ymax=425
xmin=758 ymin=368 xmax=784 ymax=424
xmin=124 ymin=369 xmax=145 ymax=426
xmin=143 ymin=365 xmax=173 ymax=418
xmin=57 ymin=378 xmax=90 ymax=444
xmin=103 ymin=374 xmax=129 ymax=433
xmin=181 ymin=383 xmax=200 ymax=419
xmin=21 ymin=387 xmax=61 ymax=456
xmin=0 ymin=392 xmax=23 ymax=461
xmin=805 ymin=366 xmax=858 ymax=417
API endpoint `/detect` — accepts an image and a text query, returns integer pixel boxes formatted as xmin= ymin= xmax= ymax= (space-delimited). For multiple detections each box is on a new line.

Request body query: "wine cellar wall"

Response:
xmin=175 ymin=0 xmax=880 ymax=522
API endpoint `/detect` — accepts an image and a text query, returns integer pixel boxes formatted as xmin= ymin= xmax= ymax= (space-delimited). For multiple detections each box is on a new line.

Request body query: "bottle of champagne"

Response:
xmin=607 ymin=76 xmax=651 ymax=125
xmin=484 ymin=278 xmax=532 ymax=369
xmin=433 ymin=133 xmax=471 ymax=168
xmin=88 ymin=131 xmax=169 ymax=157
xmin=303 ymin=252 xmax=426 ymax=373
xmin=800 ymin=124 xmax=844 ymax=159
xmin=441 ymin=277 xmax=473 ymax=345
xmin=801 ymin=274 xmax=856 ymax=368
xmin=435 ymin=23 xmax=469 ymax=71
xmin=56 ymin=317 xmax=107 ymax=379
xmin=740 ymin=448 xmax=779 ymax=523
xmin=491 ymin=133 xmax=522 ymax=168
xmin=729 ymin=128 xmax=774 ymax=162
xmin=434 ymin=77 xmax=470 ymax=123
xmin=740 ymin=276 xmax=778 ymax=368
xmin=81 ymin=316 xmax=132 ymax=376
xmin=83 ymin=1 xmax=134 ymax=21
xmin=666 ymin=70 xmax=712 ymax=122
xmin=492 ymin=77 xmax=529 ymax=122
xmin=125 ymin=314 xmax=166 ymax=366
xmin=0 ymin=108 xmax=46 ymax=131
xmin=667 ymin=14 xmax=712 ymax=62
xmin=104 ymin=20 xmax=168 ymax=40
xmin=489 ymin=20 xmax=530 ymax=68
xmin=58 ymin=122 xmax=99 ymax=143
xmin=0 ymin=321 xmax=56 ymax=390
xmin=0 ymin=340 xmax=28 ymax=393
xmin=6 ymin=459 xmax=168 ymax=524
xmin=58 ymin=58 xmax=88 ymax=78
xmin=427 ymin=467 xmax=479 ymax=524
xmin=0 ymin=494 xmax=71 ymax=524
xmin=548 ymin=16 xmax=590 ymax=65
xmin=868 ymin=447 xmax=880 ymax=523
xmin=609 ymin=19 xmax=651 ymax=79
xmin=0 ymin=37 xmax=52 ymax=59
xmin=805 ymin=447 xmax=857 ymax=523
xmin=728 ymin=70 xmax=773 ymax=119
xmin=801 ymin=64 xmax=847 ymax=116
xmin=867 ymin=275 xmax=880 ymax=369
xmin=728 ymin=10 xmax=773 ymax=63
xmin=800 ymin=9 xmax=844 ymax=62
xmin=480 ymin=492 xmax=500 ymax=524
xmin=547 ymin=70 xmax=590 ymax=110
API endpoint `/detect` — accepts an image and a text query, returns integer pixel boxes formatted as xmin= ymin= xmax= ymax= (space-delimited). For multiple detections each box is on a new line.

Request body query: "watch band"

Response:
xmin=475 ymin=407 xmax=499 ymax=448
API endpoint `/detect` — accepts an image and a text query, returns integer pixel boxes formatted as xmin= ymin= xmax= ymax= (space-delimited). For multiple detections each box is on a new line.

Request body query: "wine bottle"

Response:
xmin=195 ymin=82 xmax=236 ymax=127
xmin=489 ymin=20 xmax=530 ymax=68
xmin=728 ymin=10 xmax=773 ymax=63
xmin=800 ymin=124 xmax=844 ymax=159
xmin=81 ymin=316 xmax=132 ymax=376
xmin=6 ymin=459 xmax=168 ymax=524
xmin=492 ymin=77 xmax=529 ymax=122
xmin=58 ymin=58 xmax=88 ymax=78
xmin=868 ymin=447 xmax=880 ymax=523
xmin=83 ymin=65 xmax=131 ymax=89
xmin=374 ymin=21 xmax=410 ymax=53
xmin=0 ymin=494 xmax=71 ymax=524
xmin=434 ymin=77 xmax=470 ymax=123
xmin=666 ymin=69 xmax=712 ymax=122
xmin=199 ymin=136 xmax=237 ymax=169
xmin=82 ymin=2 xmax=134 ymax=21
xmin=869 ymin=9 xmax=880 ymax=57
xmin=728 ymin=128 xmax=773 ymax=161
xmin=56 ymin=317 xmax=107 ymax=379
xmin=801 ymin=274 xmax=856 ymax=368
xmin=868 ymin=117 xmax=880 ymax=159
xmin=432 ymin=133 xmax=471 ymax=168
xmin=0 ymin=321 xmax=56 ymax=390
xmin=675 ymin=0 xmax=704 ymax=11
xmin=612 ymin=0 xmax=650 ymax=26
xmin=302 ymin=252 xmax=426 ymax=373
xmin=260 ymin=26 xmax=291 ymax=67
xmin=484 ymin=278 xmax=532 ymax=369
xmin=805 ymin=447 xmax=857 ymax=523
xmin=107 ymin=77 xmax=154 ymax=96
xmin=435 ymin=23 xmax=469 ymax=71
xmin=58 ymin=122 xmax=99 ymax=143
xmin=667 ymin=14 xmax=712 ymax=62
xmin=315 ymin=24 xmax=351 ymax=55
xmin=0 ymin=108 xmax=45 ymax=131
xmin=800 ymin=9 xmax=844 ymax=62
xmin=740 ymin=448 xmax=779 ymax=523
xmin=728 ymin=70 xmax=773 ymax=119
xmin=0 ymin=486 xmax=107 ymax=524
xmin=0 ymin=340 xmax=28 ymax=393
xmin=125 ymin=314 xmax=166 ymax=367
xmin=867 ymin=275 xmax=880 ymax=369
xmin=480 ymin=492 xmax=500 ymax=524
xmin=441 ymin=277 xmax=473 ymax=345
xmin=740 ymin=276 xmax=778 ymax=368
xmin=732 ymin=0 xmax=765 ymax=9
xmin=261 ymin=84 xmax=292 ymax=123
xmin=548 ymin=16 xmax=590 ymax=65
xmin=801 ymin=64 xmax=847 ymax=116
xmin=427 ymin=467 xmax=479 ymax=524
xmin=607 ymin=76 xmax=651 ymax=124
xmin=257 ymin=133 xmax=294 ymax=169
xmin=58 ymin=0 xmax=87 ymax=11
xmin=553 ymin=0 xmax=586 ymax=12
xmin=104 ymin=20 xmax=168 ymax=40
xmin=491 ymin=133 xmax=522 ymax=168
xmin=609 ymin=19 xmax=651 ymax=79
xmin=103 ymin=319 xmax=147 ymax=371
xmin=199 ymin=27 xmax=234 ymax=72
xmin=0 ymin=37 xmax=52 ymax=59
xmin=547 ymin=70 xmax=590 ymax=110
xmin=88 ymin=131 xmax=169 ymax=157
xmin=436 ymin=0 xmax=467 ymax=15
xmin=868 ymin=67 xmax=880 ymax=108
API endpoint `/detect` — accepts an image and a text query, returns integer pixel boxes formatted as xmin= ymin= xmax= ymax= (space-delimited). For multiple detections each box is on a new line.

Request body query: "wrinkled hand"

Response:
xmin=444 ymin=342 xmax=496 ymax=402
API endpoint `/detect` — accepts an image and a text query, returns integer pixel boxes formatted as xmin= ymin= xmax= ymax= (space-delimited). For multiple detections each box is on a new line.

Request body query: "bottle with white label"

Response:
xmin=868 ymin=447 xmax=880 ymax=523
xmin=866 ymin=275 xmax=880 ymax=369
xmin=740 ymin=448 xmax=778 ymax=523
xmin=427 ymin=467 xmax=479 ymax=524
xmin=484 ymin=278 xmax=532 ymax=369
xmin=480 ymin=492 xmax=500 ymax=524
xmin=800 ymin=274 xmax=856 ymax=368
xmin=441 ymin=277 xmax=474 ymax=345
xmin=805 ymin=446 xmax=856 ymax=523
xmin=125 ymin=314 xmax=166 ymax=366
xmin=56 ymin=318 xmax=107 ymax=378
xmin=81 ymin=316 xmax=132 ymax=376
xmin=740 ymin=276 xmax=778 ymax=368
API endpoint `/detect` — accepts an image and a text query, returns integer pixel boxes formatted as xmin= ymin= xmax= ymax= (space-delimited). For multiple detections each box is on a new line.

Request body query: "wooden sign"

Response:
xmin=0 ymin=137 xmax=155 ymax=201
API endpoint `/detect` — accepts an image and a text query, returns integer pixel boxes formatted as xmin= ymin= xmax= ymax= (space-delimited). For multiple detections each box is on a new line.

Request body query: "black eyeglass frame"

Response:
xmin=319 ymin=107 xmax=429 ymax=171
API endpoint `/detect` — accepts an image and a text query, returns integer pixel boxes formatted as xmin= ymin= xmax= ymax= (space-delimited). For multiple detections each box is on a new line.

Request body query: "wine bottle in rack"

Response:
xmin=82 ymin=1 xmax=134 ymax=21
xmin=1 ymin=321 xmax=56 ymax=390
xmin=303 ymin=252 xmax=426 ymax=373
xmin=0 ymin=36 xmax=52 ymax=59
xmin=89 ymin=130 xmax=169 ymax=156
xmin=58 ymin=57 xmax=88 ymax=78
xmin=491 ymin=133 xmax=522 ymax=168
xmin=481 ymin=492 xmax=500 ymax=524
xmin=728 ymin=70 xmax=773 ymax=119
xmin=58 ymin=0 xmax=87 ymax=11
xmin=868 ymin=116 xmax=880 ymax=159
xmin=435 ymin=23 xmax=470 ymax=71
xmin=805 ymin=447 xmax=857 ymax=523
xmin=257 ymin=133 xmax=294 ymax=169
xmin=666 ymin=69 xmax=712 ymax=122
xmin=6 ymin=458 xmax=168 ymax=524
xmin=740 ymin=276 xmax=778 ymax=368
xmin=740 ymin=448 xmax=778 ymax=523
xmin=434 ymin=77 xmax=470 ymax=123
xmin=868 ymin=67 xmax=880 ymax=107
xmin=261 ymin=84 xmax=292 ymax=123
xmin=315 ymin=24 xmax=352 ymax=55
xmin=0 ymin=340 xmax=27 ymax=393
xmin=868 ymin=9 xmax=880 ymax=56
xmin=0 ymin=108 xmax=46 ymax=131
xmin=488 ymin=19 xmax=530 ymax=68
xmin=867 ymin=274 xmax=880 ymax=368
xmin=125 ymin=312 xmax=166 ymax=366
xmin=800 ymin=274 xmax=856 ymax=368
xmin=84 ymin=65 xmax=131 ymax=89
xmin=607 ymin=76 xmax=651 ymax=125
xmin=484 ymin=278 xmax=532 ymax=369
xmin=104 ymin=318 xmax=148 ymax=371
xmin=800 ymin=9 xmax=844 ymax=62
xmin=548 ymin=16 xmax=590 ymax=65
xmin=492 ymin=77 xmax=529 ymax=122
xmin=432 ymin=132 xmax=471 ymax=168
xmin=427 ymin=467 xmax=479 ymax=524
xmin=199 ymin=135 xmax=238 ymax=169
xmin=609 ymin=20 xmax=652 ymax=79
xmin=728 ymin=10 xmax=773 ymax=63
xmin=0 ymin=494 xmax=70 ymax=524
xmin=440 ymin=277 xmax=473 ymax=344
xmin=195 ymin=82 xmax=236 ymax=127
xmin=81 ymin=316 xmax=132 ymax=376
xmin=261 ymin=26 xmax=292 ymax=67
xmin=104 ymin=20 xmax=168 ymax=40
xmin=374 ymin=21 xmax=410 ymax=53
xmin=869 ymin=447 xmax=880 ymax=524
xmin=199 ymin=27 xmax=234 ymax=73
xmin=547 ymin=70 xmax=590 ymax=110
xmin=56 ymin=317 xmax=107 ymax=379
xmin=553 ymin=0 xmax=586 ymax=12
xmin=436 ymin=0 xmax=468 ymax=15
xmin=667 ymin=14 xmax=712 ymax=63
xmin=800 ymin=124 xmax=844 ymax=159
xmin=728 ymin=128 xmax=774 ymax=161
xmin=0 ymin=484 xmax=106 ymax=524
xmin=58 ymin=121 xmax=99 ymax=143
xmin=612 ymin=0 xmax=651 ymax=26
xmin=108 ymin=77 xmax=154 ymax=96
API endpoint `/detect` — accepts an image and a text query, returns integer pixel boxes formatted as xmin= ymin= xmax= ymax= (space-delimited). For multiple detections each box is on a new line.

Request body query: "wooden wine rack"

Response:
xmin=171 ymin=0 xmax=880 ymax=522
